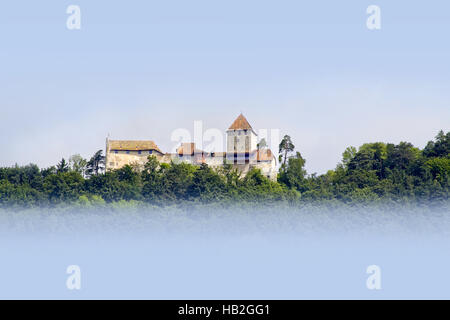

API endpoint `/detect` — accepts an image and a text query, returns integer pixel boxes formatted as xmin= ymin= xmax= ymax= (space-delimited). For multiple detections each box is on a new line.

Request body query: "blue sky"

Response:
xmin=0 ymin=0 xmax=449 ymax=173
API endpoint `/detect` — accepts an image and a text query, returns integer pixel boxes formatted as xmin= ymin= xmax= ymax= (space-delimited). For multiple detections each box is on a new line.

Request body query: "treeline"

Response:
xmin=0 ymin=131 xmax=448 ymax=207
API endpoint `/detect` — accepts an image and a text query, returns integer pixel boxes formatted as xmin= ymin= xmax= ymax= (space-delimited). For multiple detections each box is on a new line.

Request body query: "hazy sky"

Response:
xmin=1 ymin=1 xmax=449 ymax=174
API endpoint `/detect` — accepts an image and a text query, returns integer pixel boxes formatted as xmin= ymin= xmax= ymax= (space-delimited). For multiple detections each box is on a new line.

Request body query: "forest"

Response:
xmin=0 ymin=130 xmax=448 ymax=208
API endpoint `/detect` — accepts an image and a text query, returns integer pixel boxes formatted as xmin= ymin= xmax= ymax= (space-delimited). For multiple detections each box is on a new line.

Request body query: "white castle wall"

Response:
xmin=226 ymin=129 xmax=257 ymax=153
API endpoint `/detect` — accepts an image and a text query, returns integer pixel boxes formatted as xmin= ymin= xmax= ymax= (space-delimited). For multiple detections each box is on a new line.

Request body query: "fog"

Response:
xmin=1 ymin=204 xmax=449 ymax=299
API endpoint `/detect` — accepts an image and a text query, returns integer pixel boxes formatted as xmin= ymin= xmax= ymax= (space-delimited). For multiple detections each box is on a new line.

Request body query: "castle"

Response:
xmin=105 ymin=114 xmax=277 ymax=180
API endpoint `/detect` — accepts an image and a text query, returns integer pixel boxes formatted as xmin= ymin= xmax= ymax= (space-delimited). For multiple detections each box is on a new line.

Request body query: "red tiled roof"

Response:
xmin=256 ymin=148 xmax=274 ymax=161
xmin=177 ymin=143 xmax=204 ymax=155
xmin=228 ymin=113 xmax=253 ymax=130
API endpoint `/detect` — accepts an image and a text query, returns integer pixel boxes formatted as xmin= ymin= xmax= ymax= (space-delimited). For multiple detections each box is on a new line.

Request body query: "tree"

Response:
xmin=425 ymin=157 xmax=450 ymax=181
xmin=56 ymin=158 xmax=69 ymax=173
xmin=159 ymin=162 xmax=196 ymax=201
xmin=342 ymin=146 xmax=357 ymax=168
xmin=0 ymin=130 xmax=448 ymax=207
xmin=423 ymin=130 xmax=450 ymax=158
xmin=278 ymin=152 xmax=307 ymax=191
xmin=41 ymin=166 xmax=56 ymax=177
xmin=219 ymin=159 xmax=241 ymax=188
xmin=385 ymin=142 xmax=418 ymax=171
xmin=142 ymin=156 xmax=162 ymax=201
xmin=43 ymin=171 xmax=84 ymax=202
xmin=279 ymin=135 xmax=295 ymax=171
xmin=69 ymin=154 xmax=87 ymax=177
xmin=115 ymin=165 xmax=142 ymax=201
xmin=257 ymin=138 xmax=267 ymax=150
xmin=188 ymin=163 xmax=226 ymax=201
xmin=86 ymin=150 xmax=105 ymax=177
xmin=346 ymin=143 xmax=387 ymax=180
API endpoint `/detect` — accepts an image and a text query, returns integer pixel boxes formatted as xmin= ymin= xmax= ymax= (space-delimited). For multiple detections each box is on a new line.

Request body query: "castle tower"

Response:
xmin=226 ymin=113 xmax=257 ymax=154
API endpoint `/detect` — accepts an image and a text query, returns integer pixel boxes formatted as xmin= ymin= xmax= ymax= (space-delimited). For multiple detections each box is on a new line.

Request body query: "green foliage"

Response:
xmin=257 ymin=138 xmax=267 ymax=150
xmin=56 ymin=158 xmax=69 ymax=174
xmin=279 ymin=134 xmax=295 ymax=171
xmin=426 ymin=157 xmax=450 ymax=181
xmin=278 ymin=152 xmax=307 ymax=191
xmin=342 ymin=146 xmax=357 ymax=168
xmin=69 ymin=154 xmax=88 ymax=177
xmin=0 ymin=132 xmax=448 ymax=207
xmin=86 ymin=150 xmax=105 ymax=177
xmin=294 ymin=131 xmax=449 ymax=204
xmin=423 ymin=130 xmax=450 ymax=158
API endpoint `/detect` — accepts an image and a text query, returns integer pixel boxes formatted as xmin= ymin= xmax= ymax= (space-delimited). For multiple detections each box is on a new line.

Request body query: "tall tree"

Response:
xmin=423 ymin=130 xmax=450 ymax=158
xmin=86 ymin=150 xmax=105 ymax=177
xmin=56 ymin=158 xmax=69 ymax=173
xmin=279 ymin=135 xmax=295 ymax=171
xmin=69 ymin=154 xmax=87 ymax=177
xmin=278 ymin=152 xmax=307 ymax=191
xmin=342 ymin=146 xmax=357 ymax=168
xmin=142 ymin=156 xmax=162 ymax=201
xmin=257 ymin=138 xmax=267 ymax=150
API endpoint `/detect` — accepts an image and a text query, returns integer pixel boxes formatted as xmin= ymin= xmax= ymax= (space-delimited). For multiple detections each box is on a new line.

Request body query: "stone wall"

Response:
xmin=226 ymin=129 xmax=257 ymax=153
xmin=106 ymin=149 xmax=277 ymax=181
xmin=106 ymin=150 xmax=164 ymax=171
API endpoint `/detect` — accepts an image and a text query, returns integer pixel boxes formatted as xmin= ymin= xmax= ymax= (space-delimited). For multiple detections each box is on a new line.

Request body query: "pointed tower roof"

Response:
xmin=228 ymin=113 xmax=253 ymax=130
